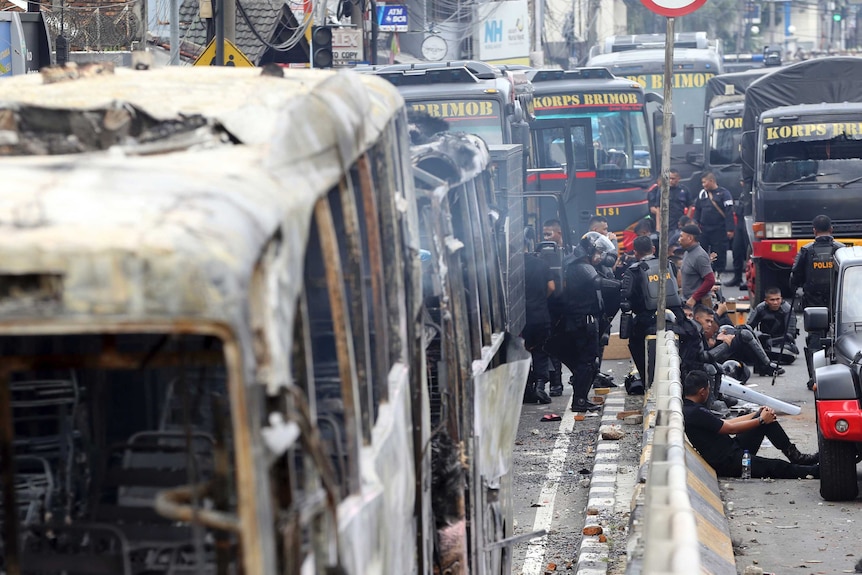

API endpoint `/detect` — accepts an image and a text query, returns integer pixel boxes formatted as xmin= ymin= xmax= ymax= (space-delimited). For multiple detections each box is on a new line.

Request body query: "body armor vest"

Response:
xmin=805 ymin=240 xmax=837 ymax=294
xmin=639 ymin=257 xmax=682 ymax=311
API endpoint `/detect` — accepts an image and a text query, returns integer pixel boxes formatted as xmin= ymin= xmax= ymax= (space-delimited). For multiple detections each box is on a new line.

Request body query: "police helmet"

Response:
xmin=580 ymin=231 xmax=616 ymax=267
xmin=721 ymin=359 xmax=751 ymax=384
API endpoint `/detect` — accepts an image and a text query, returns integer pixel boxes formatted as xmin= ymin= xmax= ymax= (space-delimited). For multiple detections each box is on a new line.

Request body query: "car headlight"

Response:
xmin=765 ymin=222 xmax=792 ymax=238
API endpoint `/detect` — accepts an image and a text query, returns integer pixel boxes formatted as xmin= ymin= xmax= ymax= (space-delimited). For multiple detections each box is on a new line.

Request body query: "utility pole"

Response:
xmin=225 ymin=0 xmax=235 ymax=43
xmin=216 ymin=0 xmax=224 ymax=65
xmin=170 ymin=0 xmax=179 ymax=64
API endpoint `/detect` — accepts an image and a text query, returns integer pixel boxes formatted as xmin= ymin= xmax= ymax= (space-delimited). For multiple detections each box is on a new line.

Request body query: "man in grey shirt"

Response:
xmin=679 ymin=224 xmax=716 ymax=308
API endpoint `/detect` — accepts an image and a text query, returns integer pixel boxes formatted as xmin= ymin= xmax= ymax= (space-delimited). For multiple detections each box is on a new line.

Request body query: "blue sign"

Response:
xmin=0 ymin=22 xmax=11 ymax=76
xmin=377 ymin=5 xmax=408 ymax=32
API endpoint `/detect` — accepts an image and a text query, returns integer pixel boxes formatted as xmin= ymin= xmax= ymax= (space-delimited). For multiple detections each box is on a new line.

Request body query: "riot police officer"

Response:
xmin=546 ymin=232 xmax=620 ymax=412
xmin=620 ymin=235 xmax=683 ymax=386
xmin=790 ymin=214 xmax=844 ymax=389
xmin=747 ymin=286 xmax=799 ymax=364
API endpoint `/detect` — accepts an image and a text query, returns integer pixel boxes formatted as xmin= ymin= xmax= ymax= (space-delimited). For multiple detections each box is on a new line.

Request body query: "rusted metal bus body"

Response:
xmin=0 ymin=67 xmax=529 ymax=575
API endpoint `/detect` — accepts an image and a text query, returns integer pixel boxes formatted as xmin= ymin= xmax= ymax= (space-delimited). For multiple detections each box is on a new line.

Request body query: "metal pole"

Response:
xmin=657 ymin=16 xmax=674 ymax=332
xmin=169 ymin=0 xmax=179 ymax=65
xmin=225 ymin=0 xmax=235 ymax=43
xmin=215 ymin=0 xmax=224 ymax=65
xmin=370 ymin=0 xmax=378 ymax=65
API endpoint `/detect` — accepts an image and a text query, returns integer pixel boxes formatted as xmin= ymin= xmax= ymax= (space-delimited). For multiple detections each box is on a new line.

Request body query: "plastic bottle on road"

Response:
xmin=741 ymin=450 xmax=751 ymax=480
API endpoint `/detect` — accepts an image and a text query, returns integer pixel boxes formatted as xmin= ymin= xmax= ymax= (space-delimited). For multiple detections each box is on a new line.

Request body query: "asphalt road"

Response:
xmin=509 ymin=278 xmax=862 ymax=575
xmin=718 ymin=281 xmax=862 ymax=575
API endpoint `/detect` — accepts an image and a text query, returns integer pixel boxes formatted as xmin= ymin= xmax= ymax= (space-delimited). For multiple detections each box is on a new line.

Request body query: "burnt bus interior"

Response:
xmin=412 ymin=138 xmax=512 ymax=574
xmin=0 ymin=332 xmax=238 ymax=574
xmin=0 ymin=118 xmax=515 ymax=573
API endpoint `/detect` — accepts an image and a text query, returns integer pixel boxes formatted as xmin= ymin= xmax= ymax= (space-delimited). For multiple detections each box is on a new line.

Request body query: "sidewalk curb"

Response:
xmin=575 ymin=390 xmax=627 ymax=574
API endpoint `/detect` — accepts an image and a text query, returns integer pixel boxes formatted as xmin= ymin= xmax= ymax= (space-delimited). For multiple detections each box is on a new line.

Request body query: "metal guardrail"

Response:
xmin=626 ymin=330 xmax=701 ymax=575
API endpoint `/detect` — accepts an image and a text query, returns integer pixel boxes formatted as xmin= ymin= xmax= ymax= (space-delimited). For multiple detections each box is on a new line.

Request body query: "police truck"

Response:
xmin=525 ymin=67 xmax=658 ymax=246
xmin=740 ymin=56 xmax=862 ymax=301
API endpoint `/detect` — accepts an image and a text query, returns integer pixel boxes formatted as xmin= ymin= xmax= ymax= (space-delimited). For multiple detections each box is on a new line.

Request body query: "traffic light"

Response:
xmin=311 ymin=25 xmax=333 ymax=69
xmin=833 ymin=11 xmax=842 ymax=21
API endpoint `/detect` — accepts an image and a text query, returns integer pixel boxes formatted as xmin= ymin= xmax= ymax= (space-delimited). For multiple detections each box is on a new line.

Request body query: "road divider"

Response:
xmin=626 ymin=330 xmax=736 ymax=575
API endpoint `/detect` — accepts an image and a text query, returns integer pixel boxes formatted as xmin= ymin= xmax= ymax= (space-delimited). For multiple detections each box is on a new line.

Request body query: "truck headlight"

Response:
xmin=835 ymin=419 xmax=850 ymax=433
xmin=765 ymin=222 xmax=792 ymax=238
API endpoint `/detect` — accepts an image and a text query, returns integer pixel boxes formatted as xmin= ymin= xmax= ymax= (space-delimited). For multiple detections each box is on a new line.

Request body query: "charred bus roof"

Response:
xmin=0 ymin=67 xmax=404 ymax=325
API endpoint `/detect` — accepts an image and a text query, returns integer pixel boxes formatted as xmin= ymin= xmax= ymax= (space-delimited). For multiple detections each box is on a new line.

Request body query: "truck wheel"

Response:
xmin=818 ymin=427 xmax=859 ymax=501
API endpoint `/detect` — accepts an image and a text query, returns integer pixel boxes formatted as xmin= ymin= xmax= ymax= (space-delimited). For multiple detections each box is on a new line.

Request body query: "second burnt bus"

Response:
xmin=525 ymin=67 xmax=656 ymax=246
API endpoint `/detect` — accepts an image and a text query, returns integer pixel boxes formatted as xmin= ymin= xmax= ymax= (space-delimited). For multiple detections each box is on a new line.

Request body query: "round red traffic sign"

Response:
xmin=640 ymin=0 xmax=706 ymax=17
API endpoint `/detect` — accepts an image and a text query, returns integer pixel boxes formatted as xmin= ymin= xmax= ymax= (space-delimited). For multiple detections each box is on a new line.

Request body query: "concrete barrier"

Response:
xmin=625 ymin=330 xmax=736 ymax=575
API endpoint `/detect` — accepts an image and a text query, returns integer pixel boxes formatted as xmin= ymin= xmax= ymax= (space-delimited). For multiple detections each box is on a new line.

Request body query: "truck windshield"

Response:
xmin=760 ymin=123 xmax=862 ymax=184
xmin=709 ymin=116 xmax=742 ymax=165
xmin=408 ymin=99 xmax=504 ymax=145
xmin=536 ymin=110 xmax=651 ymax=179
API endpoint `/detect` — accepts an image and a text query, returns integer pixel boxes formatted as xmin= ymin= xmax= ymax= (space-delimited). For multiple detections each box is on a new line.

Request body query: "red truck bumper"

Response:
xmin=817 ymin=399 xmax=862 ymax=441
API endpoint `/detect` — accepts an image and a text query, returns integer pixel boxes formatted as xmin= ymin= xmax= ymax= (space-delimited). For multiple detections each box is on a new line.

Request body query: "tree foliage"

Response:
xmin=623 ymin=0 xmax=743 ymax=50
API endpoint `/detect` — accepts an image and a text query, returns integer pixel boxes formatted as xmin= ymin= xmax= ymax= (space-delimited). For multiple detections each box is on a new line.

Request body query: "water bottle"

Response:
xmin=741 ymin=450 xmax=752 ymax=480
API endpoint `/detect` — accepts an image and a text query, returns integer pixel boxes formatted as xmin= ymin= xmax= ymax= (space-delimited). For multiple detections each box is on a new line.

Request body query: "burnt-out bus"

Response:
xmin=525 ymin=67 xmax=657 ymax=245
xmin=0 ymin=65 xmax=531 ymax=575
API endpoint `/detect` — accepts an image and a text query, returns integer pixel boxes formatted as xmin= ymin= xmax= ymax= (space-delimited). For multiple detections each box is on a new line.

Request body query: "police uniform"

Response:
xmin=746 ymin=300 xmax=799 ymax=363
xmin=790 ymin=235 xmax=844 ymax=310
xmin=693 ymin=185 xmax=735 ymax=273
xmin=790 ymin=234 xmax=844 ymax=387
xmin=729 ymin=189 xmax=752 ymax=286
xmin=620 ymin=255 xmax=681 ymax=385
xmin=546 ymin=233 xmax=619 ymax=411
xmin=523 ymin=253 xmax=554 ymax=403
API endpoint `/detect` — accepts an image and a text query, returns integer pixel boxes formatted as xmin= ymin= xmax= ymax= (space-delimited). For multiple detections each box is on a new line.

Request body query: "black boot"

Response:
xmin=534 ymin=379 xmax=552 ymax=404
xmin=785 ymin=445 xmax=819 ymax=465
xmin=725 ymin=275 xmax=742 ymax=287
xmin=523 ymin=381 xmax=538 ymax=404
xmin=571 ymin=397 xmax=602 ymax=412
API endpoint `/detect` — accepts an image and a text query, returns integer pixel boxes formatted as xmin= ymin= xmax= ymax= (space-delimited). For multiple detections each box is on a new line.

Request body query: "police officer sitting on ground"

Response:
xmin=620 ymin=235 xmax=683 ymax=387
xmin=693 ymin=304 xmax=782 ymax=377
xmin=545 ymin=232 xmax=620 ymax=412
xmin=747 ymin=286 xmax=799 ymax=364
xmin=666 ymin=304 xmax=734 ymax=411
xmin=683 ymin=370 xmax=819 ymax=479
xmin=790 ymin=214 xmax=844 ymax=390
xmin=522 ymin=228 xmax=555 ymax=404
xmin=693 ymin=172 xmax=735 ymax=277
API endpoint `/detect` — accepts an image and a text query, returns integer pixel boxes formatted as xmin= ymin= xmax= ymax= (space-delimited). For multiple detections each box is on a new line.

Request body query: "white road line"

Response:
xmin=520 ymin=409 xmax=576 ymax=575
